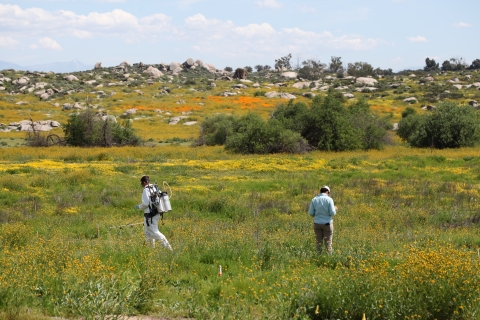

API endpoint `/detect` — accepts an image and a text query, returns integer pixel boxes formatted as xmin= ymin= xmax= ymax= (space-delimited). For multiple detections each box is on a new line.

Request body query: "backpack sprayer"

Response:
xmin=148 ymin=181 xmax=172 ymax=225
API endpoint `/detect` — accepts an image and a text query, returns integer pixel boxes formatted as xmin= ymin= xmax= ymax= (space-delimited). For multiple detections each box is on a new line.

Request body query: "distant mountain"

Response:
xmin=0 ymin=60 xmax=23 ymax=71
xmin=0 ymin=60 xmax=92 ymax=73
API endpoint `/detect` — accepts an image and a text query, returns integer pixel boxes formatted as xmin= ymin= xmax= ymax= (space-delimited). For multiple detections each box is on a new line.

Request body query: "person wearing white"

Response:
xmin=135 ymin=175 xmax=172 ymax=250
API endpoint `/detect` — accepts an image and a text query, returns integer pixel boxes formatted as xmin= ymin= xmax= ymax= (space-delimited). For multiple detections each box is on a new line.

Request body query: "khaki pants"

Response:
xmin=314 ymin=222 xmax=333 ymax=254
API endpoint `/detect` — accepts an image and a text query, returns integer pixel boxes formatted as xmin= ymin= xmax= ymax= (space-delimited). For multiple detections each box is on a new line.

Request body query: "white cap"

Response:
xmin=322 ymin=185 xmax=330 ymax=192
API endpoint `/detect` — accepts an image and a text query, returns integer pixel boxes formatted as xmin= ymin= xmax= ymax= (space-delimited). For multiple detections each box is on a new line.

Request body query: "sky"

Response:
xmin=0 ymin=0 xmax=478 ymax=71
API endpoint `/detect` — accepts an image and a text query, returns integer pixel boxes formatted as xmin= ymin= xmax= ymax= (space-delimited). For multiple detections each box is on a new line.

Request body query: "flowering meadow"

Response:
xmin=0 ymin=145 xmax=479 ymax=319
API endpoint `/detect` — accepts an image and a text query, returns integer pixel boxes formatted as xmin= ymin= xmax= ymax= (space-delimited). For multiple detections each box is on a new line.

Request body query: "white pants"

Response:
xmin=144 ymin=214 xmax=172 ymax=250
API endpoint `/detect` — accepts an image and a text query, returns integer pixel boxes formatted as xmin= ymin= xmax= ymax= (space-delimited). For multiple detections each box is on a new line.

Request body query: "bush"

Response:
xmin=63 ymin=110 xmax=142 ymax=147
xmin=397 ymin=101 xmax=480 ymax=148
xmin=195 ymin=114 xmax=236 ymax=146
xmin=225 ymin=113 xmax=308 ymax=154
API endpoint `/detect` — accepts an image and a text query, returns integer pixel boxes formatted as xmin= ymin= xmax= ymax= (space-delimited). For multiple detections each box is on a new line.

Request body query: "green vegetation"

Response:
xmin=398 ymin=101 xmax=479 ymax=148
xmin=0 ymin=146 xmax=479 ymax=319
xmin=64 ymin=110 xmax=142 ymax=147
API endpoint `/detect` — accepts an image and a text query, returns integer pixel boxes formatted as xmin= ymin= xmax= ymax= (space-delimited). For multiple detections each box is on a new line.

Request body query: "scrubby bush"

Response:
xmin=225 ymin=113 xmax=308 ymax=154
xmin=397 ymin=101 xmax=479 ymax=148
xmin=64 ymin=110 xmax=141 ymax=147
xmin=195 ymin=114 xmax=236 ymax=146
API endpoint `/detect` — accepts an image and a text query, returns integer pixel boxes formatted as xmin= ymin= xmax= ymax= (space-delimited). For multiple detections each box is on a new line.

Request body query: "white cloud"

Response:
xmin=30 ymin=37 xmax=63 ymax=51
xmin=408 ymin=36 xmax=428 ymax=42
xmin=453 ymin=22 xmax=472 ymax=28
xmin=255 ymin=0 xmax=282 ymax=9
xmin=298 ymin=6 xmax=317 ymax=13
xmin=0 ymin=4 xmax=172 ymax=41
xmin=181 ymin=13 xmax=382 ymax=57
xmin=234 ymin=23 xmax=275 ymax=37
xmin=0 ymin=35 xmax=19 ymax=48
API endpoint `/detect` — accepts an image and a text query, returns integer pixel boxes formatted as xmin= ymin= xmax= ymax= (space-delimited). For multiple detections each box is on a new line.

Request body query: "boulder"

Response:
xmin=125 ymin=108 xmax=137 ymax=115
xmin=101 ymin=115 xmax=117 ymax=123
xmin=403 ymin=97 xmax=418 ymax=103
xmin=202 ymin=63 xmax=216 ymax=73
xmin=233 ymin=68 xmax=248 ymax=79
xmin=183 ymin=58 xmax=195 ymax=68
xmin=168 ymin=116 xmax=188 ymax=125
xmin=424 ymin=77 xmax=434 ymax=82
xmin=119 ymin=61 xmax=131 ymax=68
xmin=195 ymin=59 xmax=203 ymax=67
xmin=469 ymin=100 xmax=479 ymax=108
xmin=232 ymin=84 xmax=248 ymax=89
xmin=292 ymin=81 xmax=312 ymax=89
xmin=356 ymin=77 xmax=378 ymax=86
xmin=65 ymin=75 xmax=79 ymax=81
xmin=220 ymin=91 xmax=237 ymax=97
xmin=343 ymin=93 xmax=355 ymax=99
xmin=62 ymin=103 xmax=73 ymax=111
xmin=40 ymin=93 xmax=50 ymax=100
xmin=356 ymin=87 xmax=377 ymax=92
xmin=144 ymin=66 xmax=163 ymax=78
xmin=183 ymin=121 xmax=197 ymax=126
xmin=94 ymin=62 xmax=102 ymax=69
xmin=281 ymin=71 xmax=297 ymax=79
xmin=169 ymin=62 xmax=181 ymax=71
xmin=17 ymin=78 xmax=28 ymax=85
xmin=452 ymin=84 xmax=463 ymax=90
xmin=265 ymin=92 xmax=296 ymax=99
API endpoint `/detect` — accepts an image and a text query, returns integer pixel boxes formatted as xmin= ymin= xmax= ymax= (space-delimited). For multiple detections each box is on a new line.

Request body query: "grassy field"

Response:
xmin=1 ymin=68 xmax=480 ymax=319
xmin=0 ymin=146 xmax=479 ymax=319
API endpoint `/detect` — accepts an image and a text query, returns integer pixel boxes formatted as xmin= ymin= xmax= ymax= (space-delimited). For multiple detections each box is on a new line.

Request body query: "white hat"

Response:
xmin=322 ymin=185 xmax=330 ymax=192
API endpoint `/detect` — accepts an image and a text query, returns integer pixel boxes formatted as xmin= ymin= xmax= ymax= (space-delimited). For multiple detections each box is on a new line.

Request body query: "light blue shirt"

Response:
xmin=308 ymin=193 xmax=336 ymax=224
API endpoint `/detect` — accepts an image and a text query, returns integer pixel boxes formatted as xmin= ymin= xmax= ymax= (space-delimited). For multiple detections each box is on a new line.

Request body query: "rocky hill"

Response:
xmin=0 ymin=58 xmax=479 ymax=146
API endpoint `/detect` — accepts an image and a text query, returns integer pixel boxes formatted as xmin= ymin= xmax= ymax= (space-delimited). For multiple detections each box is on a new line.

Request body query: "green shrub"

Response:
xmin=397 ymin=101 xmax=480 ymax=148
xmin=225 ymin=113 xmax=309 ymax=154
xmin=64 ymin=110 xmax=142 ymax=147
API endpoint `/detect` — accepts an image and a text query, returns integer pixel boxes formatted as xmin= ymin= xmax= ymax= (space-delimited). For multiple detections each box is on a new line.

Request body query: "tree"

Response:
xmin=244 ymin=66 xmax=253 ymax=73
xmin=301 ymin=91 xmax=360 ymax=151
xmin=449 ymin=57 xmax=468 ymax=71
xmin=225 ymin=113 xmax=308 ymax=154
xmin=224 ymin=66 xmax=233 ymax=72
xmin=263 ymin=65 xmax=272 ymax=71
xmin=275 ymin=53 xmax=292 ymax=70
xmin=374 ymin=68 xmax=393 ymax=76
xmin=195 ymin=114 xmax=236 ymax=146
xmin=328 ymin=56 xmax=343 ymax=73
xmin=441 ymin=60 xmax=452 ymax=72
xmin=397 ymin=101 xmax=480 ymax=148
xmin=348 ymin=98 xmax=392 ymax=150
xmin=298 ymin=59 xmax=326 ymax=80
xmin=424 ymin=58 xmax=439 ymax=72
xmin=64 ymin=110 xmax=141 ymax=147
xmin=254 ymin=65 xmax=264 ymax=72
xmin=469 ymin=59 xmax=480 ymax=70
xmin=346 ymin=62 xmax=374 ymax=77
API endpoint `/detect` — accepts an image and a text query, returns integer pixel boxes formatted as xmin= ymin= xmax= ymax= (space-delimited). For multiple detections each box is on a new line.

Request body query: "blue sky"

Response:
xmin=0 ymin=0 xmax=478 ymax=71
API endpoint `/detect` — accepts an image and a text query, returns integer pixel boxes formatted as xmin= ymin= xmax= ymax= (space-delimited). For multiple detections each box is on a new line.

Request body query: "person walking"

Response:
xmin=309 ymin=186 xmax=337 ymax=254
xmin=135 ymin=175 xmax=172 ymax=250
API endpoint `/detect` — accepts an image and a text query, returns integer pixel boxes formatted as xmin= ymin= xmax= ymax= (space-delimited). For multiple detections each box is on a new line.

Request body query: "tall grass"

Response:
xmin=0 ymin=146 xmax=479 ymax=319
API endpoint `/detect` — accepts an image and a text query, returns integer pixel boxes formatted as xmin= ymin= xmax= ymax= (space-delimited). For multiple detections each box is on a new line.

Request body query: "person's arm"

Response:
xmin=329 ymin=198 xmax=337 ymax=216
xmin=308 ymin=200 xmax=315 ymax=217
xmin=137 ymin=187 xmax=150 ymax=210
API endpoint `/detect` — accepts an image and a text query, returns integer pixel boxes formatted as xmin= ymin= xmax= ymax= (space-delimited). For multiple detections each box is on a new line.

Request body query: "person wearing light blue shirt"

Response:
xmin=308 ymin=186 xmax=337 ymax=254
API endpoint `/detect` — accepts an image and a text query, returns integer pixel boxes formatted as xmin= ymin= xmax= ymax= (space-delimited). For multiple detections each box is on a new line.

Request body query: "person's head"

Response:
xmin=320 ymin=185 xmax=330 ymax=195
xmin=140 ymin=175 xmax=150 ymax=187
